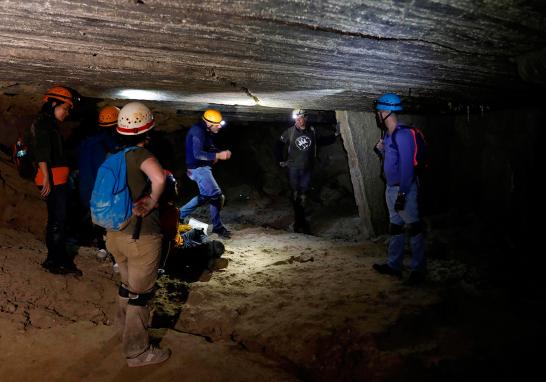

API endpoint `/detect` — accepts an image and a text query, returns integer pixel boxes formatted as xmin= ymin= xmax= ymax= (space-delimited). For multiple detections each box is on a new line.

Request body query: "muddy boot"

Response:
xmin=61 ymin=261 xmax=83 ymax=277
xmin=42 ymin=259 xmax=69 ymax=275
xmin=126 ymin=346 xmax=171 ymax=367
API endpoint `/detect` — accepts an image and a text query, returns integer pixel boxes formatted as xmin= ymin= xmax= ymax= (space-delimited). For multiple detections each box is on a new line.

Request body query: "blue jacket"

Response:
xmin=383 ymin=124 xmax=416 ymax=194
xmin=185 ymin=121 xmax=218 ymax=169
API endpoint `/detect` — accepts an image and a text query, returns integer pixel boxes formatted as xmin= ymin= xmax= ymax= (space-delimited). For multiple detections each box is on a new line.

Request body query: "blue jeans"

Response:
xmin=385 ymin=182 xmax=426 ymax=272
xmin=179 ymin=166 xmax=224 ymax=230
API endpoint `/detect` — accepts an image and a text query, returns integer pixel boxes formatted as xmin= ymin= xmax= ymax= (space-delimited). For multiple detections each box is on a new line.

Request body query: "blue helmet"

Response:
xmin=375 ymin=93 xmax=403 ymax=112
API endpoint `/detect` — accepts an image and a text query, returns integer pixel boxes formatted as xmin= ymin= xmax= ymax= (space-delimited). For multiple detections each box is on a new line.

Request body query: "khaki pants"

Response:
xmin=106 ymin=231 xmax=162 ymax=358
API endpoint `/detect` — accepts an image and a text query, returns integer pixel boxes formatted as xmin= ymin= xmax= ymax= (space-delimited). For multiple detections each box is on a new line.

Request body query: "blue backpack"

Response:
xmin=90 ymin=147 xmax=138 ymax=230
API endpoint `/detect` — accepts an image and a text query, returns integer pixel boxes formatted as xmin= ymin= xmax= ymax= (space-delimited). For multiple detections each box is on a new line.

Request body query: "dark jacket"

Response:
xmin=275 ymin=125 xmax=336 ymax=169
xmin=185 ymin=121 xmax=218 ymax=169
xmin=27 ymin=112 xmax=68 ymax=168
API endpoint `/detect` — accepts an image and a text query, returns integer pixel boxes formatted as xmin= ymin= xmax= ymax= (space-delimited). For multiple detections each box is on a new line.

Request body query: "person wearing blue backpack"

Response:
xmin=95 ymin=102 xmax=171 ymax=367
xmin=372 ymin=93 xmax=426 ymax=286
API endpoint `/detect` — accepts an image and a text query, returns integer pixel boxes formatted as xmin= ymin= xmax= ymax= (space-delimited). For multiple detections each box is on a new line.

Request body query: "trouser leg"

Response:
xmin=117 ymin=294 xmax=129 ymax=339
xmin=209 ymin=202 xmax=223 ymax=231
xmin=288 ymin=167 xmax=311 ymax=233
xmin=292 ymin=193 xmax=307 ymax=232
xmin=179 ymin=195 xmax=200 ymax=220
xmin=107 ymin=232 xmax=162 ymax=358
xmin=409 ymin=222 xmax=426 ymax=272
xmin=387 ymin=224 xmax=405 ymax=271
xmin=192 ymin=166 xmax=224 ymax=230
xmin=45 ymin=184 xmax=68 ymax=265
xmin=123 ymin=303 xmax=152 ymax=357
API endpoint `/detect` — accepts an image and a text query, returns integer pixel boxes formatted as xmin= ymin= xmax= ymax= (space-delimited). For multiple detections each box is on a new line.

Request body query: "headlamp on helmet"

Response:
xmin=203 ymin=109 xmax=225 ymax=127
xmin=292 ymin=109 xmax=307 ymax=119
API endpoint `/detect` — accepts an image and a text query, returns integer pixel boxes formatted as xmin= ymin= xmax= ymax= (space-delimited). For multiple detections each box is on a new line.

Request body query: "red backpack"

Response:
xmin=392 ymin=125 xmax=429 ymax=176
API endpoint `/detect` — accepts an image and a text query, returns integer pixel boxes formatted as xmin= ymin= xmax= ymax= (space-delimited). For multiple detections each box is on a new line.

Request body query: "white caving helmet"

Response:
xmin=117 ymin=102 xmax=155 ymax=135
xmin=292 ymin=109 xmax=307 ymax=119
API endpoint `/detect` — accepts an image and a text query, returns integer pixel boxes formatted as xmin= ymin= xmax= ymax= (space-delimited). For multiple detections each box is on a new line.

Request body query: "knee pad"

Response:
xmin=119 ymin=284 xmax=155 ymax=306
xmin=209 ymin=194 xmax=225 ymax=210
xmin=118 ymin=283 xmax=130 ymax=298
xmin=128 ymin=289 xmax=155 ymax=307
xmin=197 ymin=194 xmax=209 ymax=206
xmin=409 ymin=221 xmax=424 ymax=236
xmin=390 ymin=223 xmax=404 ymax=235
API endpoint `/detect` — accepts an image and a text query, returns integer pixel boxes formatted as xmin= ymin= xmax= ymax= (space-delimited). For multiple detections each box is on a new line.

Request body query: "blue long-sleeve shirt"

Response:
xmin=383 ymin=124 xmax=416 ymax=194
xmin=185 ymin=121 xmax=218 ymax=169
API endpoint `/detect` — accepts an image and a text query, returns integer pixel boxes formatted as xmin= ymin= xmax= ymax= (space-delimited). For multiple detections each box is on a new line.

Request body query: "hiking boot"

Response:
xmin=127 ymin=347 xmax=171 ymax=368
xmin=372 ymin=263 xmax=402 ymax=278
xmin=61 ymin=263 xmax=83 ymax=277
xmin=42 ymin=260 xmax=69 ymax=275
xmin=404 ymin=271 xmax=426 ymax=286
xmin=212 ymin=227 xmax=231 ymax=239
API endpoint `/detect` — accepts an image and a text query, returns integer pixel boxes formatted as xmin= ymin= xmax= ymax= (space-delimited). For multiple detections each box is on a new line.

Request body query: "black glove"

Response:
xmin=394 ymin=192 xmax=406 ymax=212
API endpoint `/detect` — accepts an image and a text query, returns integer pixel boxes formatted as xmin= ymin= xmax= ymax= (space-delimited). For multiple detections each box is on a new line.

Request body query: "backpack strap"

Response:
xmin=288 ymin=125 xmax=296 ymax=156
xmin=390 ymin=125 xmax=412 ymax=151
xmin=310 ymin=126 xmax=317 ymax=159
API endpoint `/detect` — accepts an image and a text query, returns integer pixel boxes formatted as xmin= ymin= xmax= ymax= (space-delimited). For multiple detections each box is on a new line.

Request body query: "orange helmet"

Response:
xmin=43 ymin=86 xmax=74 ymax=108
xmin=98 ymin=105 xmax=120 ymax=128
xmin=202 ymin=109 xmax=223 ymax=125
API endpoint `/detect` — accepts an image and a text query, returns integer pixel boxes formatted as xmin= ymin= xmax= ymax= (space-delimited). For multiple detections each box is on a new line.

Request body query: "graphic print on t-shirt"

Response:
xmin=295 ymin=135 xmax=312 ymax=151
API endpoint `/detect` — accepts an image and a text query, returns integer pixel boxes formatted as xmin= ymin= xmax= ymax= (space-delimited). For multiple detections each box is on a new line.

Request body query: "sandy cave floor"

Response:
xmin=1 ymin=214 xmax=544 ymax=382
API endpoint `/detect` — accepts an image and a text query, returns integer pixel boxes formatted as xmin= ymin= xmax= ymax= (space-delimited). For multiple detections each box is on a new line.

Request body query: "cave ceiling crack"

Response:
xmin=225 ymin=13 xmax=514 ymax=58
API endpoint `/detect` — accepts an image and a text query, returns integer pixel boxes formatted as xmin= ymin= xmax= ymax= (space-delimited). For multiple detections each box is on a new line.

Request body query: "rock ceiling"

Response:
xmin=0 ymin=0 xmax=545 ymax=114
